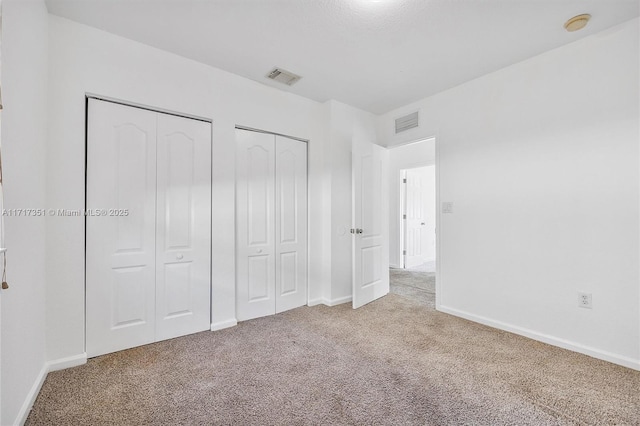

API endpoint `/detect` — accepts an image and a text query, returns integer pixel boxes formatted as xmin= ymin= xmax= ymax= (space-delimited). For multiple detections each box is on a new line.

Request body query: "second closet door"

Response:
xmin=236 ymin=129 xmax=307 ymax=321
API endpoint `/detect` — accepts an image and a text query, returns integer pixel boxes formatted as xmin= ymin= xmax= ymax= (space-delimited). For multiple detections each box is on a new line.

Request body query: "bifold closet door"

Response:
xmin=236 ymin=130 xmax=276 ymax=321
xmin=87 ymin=100 xmax=158 ymax=357
xmin=274 ymin=136 xmax=308 ymax=314
xmin=236 ymin=129 xmax=307 ymax=321
xmin=155 ymin=113 xmax=212 ymax=341
xmin=87 ymin=99 xmax=211 ymax=358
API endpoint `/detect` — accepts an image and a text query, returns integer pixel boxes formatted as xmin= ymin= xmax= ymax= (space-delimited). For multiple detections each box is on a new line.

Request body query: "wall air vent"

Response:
xmin=395 ymin=111 xmax=419 ymax=134
xmin=266 ymin=67 xmax=302 ymax=86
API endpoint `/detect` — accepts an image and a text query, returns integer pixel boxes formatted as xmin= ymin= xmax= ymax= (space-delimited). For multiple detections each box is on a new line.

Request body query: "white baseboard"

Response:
xmin=14 ymin=353 xmax=87 ymax=425
xmin=47 ymin=353 xmax=87 ymax=372
xmin=323 ymin=295 xmax=352 ymax=307
xmin=14 ymin=353 xmax=88 ymax=425
xmin=307 ymin=297 xmax=324 ymax=307
xmin=14 ymin=364 xmax=48 ymax=426
xmin=211 ymin=319 xmax=237 ymax=331
xmin=307 ymin=296 xmax=352 ymax=307
xmin=438 ymin=305 xmax=640 ymax=371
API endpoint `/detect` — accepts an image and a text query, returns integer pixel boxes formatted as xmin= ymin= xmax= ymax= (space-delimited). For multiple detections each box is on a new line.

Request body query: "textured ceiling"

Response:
xmin=45 ymin=0 xmax=639 ymax=114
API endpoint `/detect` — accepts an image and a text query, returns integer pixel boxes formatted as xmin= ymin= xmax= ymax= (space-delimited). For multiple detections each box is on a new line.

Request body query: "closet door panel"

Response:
xmin=155 ymin=113 xmax=211 ymax=341
xmin=86 ymin=99 xmax=157 ymax=357
xmin=275 ymin=137 xmax=308 ymax=313
xmin=236 ymin=129 xmax=276 ymax=321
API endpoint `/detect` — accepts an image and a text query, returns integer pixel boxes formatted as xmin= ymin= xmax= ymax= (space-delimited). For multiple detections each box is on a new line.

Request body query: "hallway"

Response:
xmin=389 ymin=262 xmax=435 ymax=309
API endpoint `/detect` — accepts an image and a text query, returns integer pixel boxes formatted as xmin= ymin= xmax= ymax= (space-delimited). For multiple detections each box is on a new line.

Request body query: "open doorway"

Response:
xmin=388 ymin=139 xmax=436 ymax=308
xmin=401 ymin=166 xmax=436 ymax=270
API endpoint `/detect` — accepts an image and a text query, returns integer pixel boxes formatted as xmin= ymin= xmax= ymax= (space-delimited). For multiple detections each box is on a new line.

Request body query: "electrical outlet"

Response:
xmin=578 ymin=292 xmax=592 ymax=309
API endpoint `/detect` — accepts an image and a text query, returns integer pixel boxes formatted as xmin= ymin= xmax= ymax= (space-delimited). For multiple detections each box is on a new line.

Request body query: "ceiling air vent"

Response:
xmin=395 ymin=111 xmax=419 ymax=134
xmin=266 ymin=67 xmax=302 ymax=86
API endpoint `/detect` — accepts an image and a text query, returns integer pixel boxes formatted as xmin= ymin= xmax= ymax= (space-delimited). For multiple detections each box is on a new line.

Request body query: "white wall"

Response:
xmin=1 ymin=0 xmax=49 ymax=424
xmin=46 ymin=15 xmax=329 ymax=363
xmin=388 ymin=140 xmax=435 ymax=267
xmin=379 ymin=18 xmax=640 ymax=369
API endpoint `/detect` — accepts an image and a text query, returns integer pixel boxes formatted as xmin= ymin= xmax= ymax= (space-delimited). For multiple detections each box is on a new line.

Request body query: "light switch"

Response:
xmin=442 ymin=202 xmax=454 ymax=214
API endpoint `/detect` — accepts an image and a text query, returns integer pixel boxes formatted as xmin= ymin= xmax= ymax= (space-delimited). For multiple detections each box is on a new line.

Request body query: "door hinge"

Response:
xmin=403 ymin=214 xmax=407 ymax=219
xmin=403 ymin=178 xmax=407 ymax=183
xmin=403 ymin=250 xmax=407 ymax=255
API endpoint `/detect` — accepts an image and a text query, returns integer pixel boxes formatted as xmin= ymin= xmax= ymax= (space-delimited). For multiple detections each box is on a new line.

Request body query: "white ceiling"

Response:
xmin=45 ymin=0 xmax=639 ymax=114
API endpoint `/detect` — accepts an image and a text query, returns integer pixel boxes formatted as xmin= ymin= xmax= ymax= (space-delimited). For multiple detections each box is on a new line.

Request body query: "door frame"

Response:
xmin=233 ymin=125 xmax=311 ymax=315
xmin=388 ymin=136 xmax=441 ymax=309
xmin=394 ymin=160 xmax=430 ymax=269
xmin=84 ymin=94 xmax=214 ymax=353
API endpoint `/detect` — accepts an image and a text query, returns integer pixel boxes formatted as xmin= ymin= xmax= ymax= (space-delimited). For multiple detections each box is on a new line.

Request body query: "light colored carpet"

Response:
xmin=390 ymin=267 xmax=435 ymax=308
xmin=27 ymin=295 xmax=640 ymax=425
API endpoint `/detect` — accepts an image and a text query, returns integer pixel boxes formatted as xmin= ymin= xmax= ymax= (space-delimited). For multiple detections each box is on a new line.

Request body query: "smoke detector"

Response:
xmin=266 ymin=67 xmax=302 ymax=86
xmin=564 ymin=14 xmax=591 ymax=32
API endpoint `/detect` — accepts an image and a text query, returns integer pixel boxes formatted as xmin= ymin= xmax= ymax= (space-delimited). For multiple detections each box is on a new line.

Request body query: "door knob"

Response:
xmin=421 ymin=222 xmax=425 ymax=226
xmin=257 ymin=249 xmax=263 ymax=253
xmin=176 ymin=253 xmax=184 ymax=260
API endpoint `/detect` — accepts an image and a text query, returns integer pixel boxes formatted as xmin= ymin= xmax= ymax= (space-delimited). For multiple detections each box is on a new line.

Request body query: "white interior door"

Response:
xmin=236 ymin=130 xmax=276 ymax=321
xmin=86 ymin=99 xmax=157 ymax=357
xmin=404 ymin=167 xmax=427 ymax=268
xmin=155 ymin=113 xmax=211 ymax=341
xmin=352 ymin=139 xmax=389 ymax=309
xmin=275 ymin=136 xmax=308 ymax=313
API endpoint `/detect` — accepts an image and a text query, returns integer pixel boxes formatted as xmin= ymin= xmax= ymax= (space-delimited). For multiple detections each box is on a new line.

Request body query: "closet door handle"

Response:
xmin=176 ymin=253 xmax=184 ymax=260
